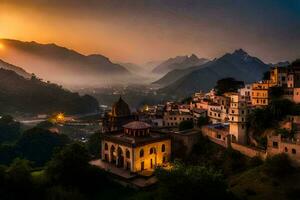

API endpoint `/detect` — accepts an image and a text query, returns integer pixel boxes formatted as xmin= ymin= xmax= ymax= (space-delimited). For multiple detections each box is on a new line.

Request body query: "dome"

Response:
xmin=111 ymin=97 xmax=131 ymax=117
xmin=123 ymin=121 xmax=151 ymax=130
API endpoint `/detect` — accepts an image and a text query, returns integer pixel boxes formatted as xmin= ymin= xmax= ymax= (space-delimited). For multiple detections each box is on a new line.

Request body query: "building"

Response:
xmin=163 ymin=110 xmax=193 ymax=127
xmin=101 ymin=97 xmax=136 ymax=132
xmin=101 ymin=121 xmax=171 ymax=173
xmin=251 ymin=81 xmax=276 ymax=106
xmin=192 ymin=108 xmax=207 ymax=126
xmin=270 ymin=66 xmax=288 ymax=87
xmin=239 ymin=84 xmax=252 ymax=103
xmin=228 ymin=93 xmax=251 ymax=144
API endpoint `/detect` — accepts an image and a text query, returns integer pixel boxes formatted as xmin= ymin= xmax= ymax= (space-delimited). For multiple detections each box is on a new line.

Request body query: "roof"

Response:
xmin=111 ymin=97 xmax=131 ymax=117
xmin=123 ymin=121 xmax=151 ymax=129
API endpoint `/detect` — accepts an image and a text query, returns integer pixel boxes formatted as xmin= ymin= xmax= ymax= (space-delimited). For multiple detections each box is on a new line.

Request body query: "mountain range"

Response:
xmin=0 ymin=68 xmax=99 ymax=115
xmin=0 ymin=59 xmax=31 ymax=78
xmin=157 ymin=49 xmax=270 ymax=97
xmin=152 ymin=54 xmax=209 ymax=75
xmin=0 ymin=39 xmax=131 ymax=87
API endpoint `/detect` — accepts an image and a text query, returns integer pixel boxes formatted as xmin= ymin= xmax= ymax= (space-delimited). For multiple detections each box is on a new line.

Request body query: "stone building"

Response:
xmin=101 ymin=97 xmax=136 ymax=132
xmin=251 ymin=81 xmax=276 ymax=106
xmin=101 ymin=121 xmax=171 ymax=173
xmin=163 ymin=110 xmax=193 ymax=127
xmin=229 ymin=93 xmax=251 ymax=144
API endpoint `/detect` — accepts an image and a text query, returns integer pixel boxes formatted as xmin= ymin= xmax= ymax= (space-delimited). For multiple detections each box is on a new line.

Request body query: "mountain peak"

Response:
xmin=233 ymin=49 xmax=248 ymax=56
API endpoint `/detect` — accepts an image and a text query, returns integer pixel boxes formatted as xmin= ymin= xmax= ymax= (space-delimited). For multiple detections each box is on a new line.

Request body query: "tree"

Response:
xmin=87 ymin=132 xmax=102 ymax=158
xmin=215 ymin=77 xmax=244 ymax=95
xmin=155 ymin=162 xmax=233 ymax=200
xmin=46 ymin=143 xmax=109 ymax=194
xmin=16 ymin=127 xmax=70 ymax=166
xmin=264 ymin=153 xmax=293 ymax=177
xmin=179 ymin=120 xmax=194 ymax=131
xmin=4 ymin=158 xmax=34 ymax=199
xmin=0 ymin=115 xmax=21 ymax=144
xmin=262 ymin=71 xmax=270 ymax=80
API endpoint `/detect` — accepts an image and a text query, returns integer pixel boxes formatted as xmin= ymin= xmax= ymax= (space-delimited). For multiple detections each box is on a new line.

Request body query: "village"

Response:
xmin=92 ymin=62 xmax=300 ymax=187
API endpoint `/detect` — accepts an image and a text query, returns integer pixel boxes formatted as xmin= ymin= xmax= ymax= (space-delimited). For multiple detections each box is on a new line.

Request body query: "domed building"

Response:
xmin=102 ymin=97 xmax=136 ymax=132
xmin=102 ymin=121 xmax=171 ymax=173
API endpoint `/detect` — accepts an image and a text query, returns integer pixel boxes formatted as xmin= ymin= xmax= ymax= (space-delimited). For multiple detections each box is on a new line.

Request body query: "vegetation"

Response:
xmin=0 ymin=116 xmax=70 ymax=166
xmin=0 ymin=68 xmax=99 ymax=114
xmin=155 ymin=161 xmax=234 ymax=200
xmin=247 ymin=99 xmax=300 ymax=141
xmin=87 ymin=132 xmax=102 ymax=158
xmin=178 ymin=120 xmax=194 ymax=131
xmin=0 ymin=115 xmax=21 ymax=144
xmin=215 ymin=77 xmax=244 ymax=95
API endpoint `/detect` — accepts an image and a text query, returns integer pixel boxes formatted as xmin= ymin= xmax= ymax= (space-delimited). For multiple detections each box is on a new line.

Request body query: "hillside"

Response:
xmin=0 ymin=59 xmax=31 ymax=78
xmin=0 ymin=68 xmax=99 ymax=115
xmin=152 ymin=54 xmax=208 ymax=75
xmin=158 ymin=49 xmax=269 ymax=97
xmin=0 ymin=39 xmax=131 ymax=86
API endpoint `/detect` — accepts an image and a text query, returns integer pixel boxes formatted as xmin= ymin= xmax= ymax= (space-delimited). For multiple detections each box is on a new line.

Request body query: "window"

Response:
xmin=126 ymin=150 xmax=130 ymax=158
xmin=242 ymin=110 xmax=244 ymax=114
xmin=150 ymin=147 xmax=156 ymax=154
xmin=140 ymin=149 xmax=144 ymax=157
xmin=162 ymin=144 xmax=166 ymax=152
xmin=292 ymin=149 xmax=297 ymax=154
xmin=105 ymin=143 xmax=108 ymax=150
xmin=242 ymin=124 xmax=245 ymax=129
xmin=284 ymin=147 xmax=288 ymax=152
xmin=273 ymin=142 xmax=278 ymax=148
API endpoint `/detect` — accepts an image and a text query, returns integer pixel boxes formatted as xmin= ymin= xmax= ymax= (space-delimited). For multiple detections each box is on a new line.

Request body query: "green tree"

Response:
xmin=87 ymin=132 xmax=102 ymax=158
xmin=155 ymin=162 xmax=233 ymax=200
xmin=179 ymin=120 xmax=194 ymax=131
xmin=215 ymin=77 xmax=244 ymax=95
xmin=0 ymin=115 xmax=21 ymax=144
xmin=16 ymin=127 xmax=70 ymax=166
xmin=46 ymin=143 xmax=109 ymax=194
xmin=264 ymin=153 xmax=293 ymax=177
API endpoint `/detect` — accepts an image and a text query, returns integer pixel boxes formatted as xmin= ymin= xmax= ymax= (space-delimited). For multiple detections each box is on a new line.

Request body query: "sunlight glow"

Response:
xmin=0 ymin=43 xmax=5 ymax=50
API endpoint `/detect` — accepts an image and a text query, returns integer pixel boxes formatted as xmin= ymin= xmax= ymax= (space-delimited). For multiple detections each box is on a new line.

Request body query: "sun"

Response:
xmin=0 ymin=43 xmax=4 ymax=50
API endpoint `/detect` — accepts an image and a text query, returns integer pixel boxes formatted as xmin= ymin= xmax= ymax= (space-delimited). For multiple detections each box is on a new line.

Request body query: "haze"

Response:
xmin=1 ymin=0 xmax=300 ymax=65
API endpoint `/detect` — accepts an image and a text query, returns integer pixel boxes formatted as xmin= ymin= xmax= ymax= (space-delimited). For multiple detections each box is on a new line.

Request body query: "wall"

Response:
xmin=133 ymin=140 xmax=171 ymax=172
xmin=231 ymin=142 xmax=267 ymax=159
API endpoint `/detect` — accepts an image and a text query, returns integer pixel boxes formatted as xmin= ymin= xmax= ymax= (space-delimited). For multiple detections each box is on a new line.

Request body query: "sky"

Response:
xmin=0 ymin=0 xmax=300 ymax=64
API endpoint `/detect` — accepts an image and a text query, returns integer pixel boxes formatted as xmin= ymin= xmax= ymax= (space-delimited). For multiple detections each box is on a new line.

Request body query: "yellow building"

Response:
xmin=251 ymin=81 xmax=276 ymax=106
xmin=101 ymin=121 xmax=171 ymax=173
xmin=229 ymin=93 xmax=251 ymax=144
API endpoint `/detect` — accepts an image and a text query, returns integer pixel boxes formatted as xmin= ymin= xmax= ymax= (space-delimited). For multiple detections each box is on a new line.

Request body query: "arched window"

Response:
xmin=162 ymin=144 xmax=166 ymax=152
xmin=140 ymin=149 xmax=144 ymax=158
xmin=126 ymin=150 xmax=130 ymax=158
xmin=150 ymin=147 xmax=156 ymax=154
xmin=105 ymin=143 xmax=108 ymax=150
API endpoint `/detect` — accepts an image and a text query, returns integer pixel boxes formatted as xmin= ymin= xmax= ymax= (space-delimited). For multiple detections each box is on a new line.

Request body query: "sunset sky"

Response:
xmin=1 ymin=0 xmax=299 ymax=64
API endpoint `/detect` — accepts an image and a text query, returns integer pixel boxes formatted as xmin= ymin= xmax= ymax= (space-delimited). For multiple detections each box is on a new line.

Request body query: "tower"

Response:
xmin=228 ymin=93 xmax=249 ymax=144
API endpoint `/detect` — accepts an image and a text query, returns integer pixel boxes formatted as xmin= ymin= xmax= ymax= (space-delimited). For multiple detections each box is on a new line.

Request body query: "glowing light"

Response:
xmin=0 ymin=43 xmax=4 ymax=50
xmin=56 ymin=113 xmax=65 ymax=122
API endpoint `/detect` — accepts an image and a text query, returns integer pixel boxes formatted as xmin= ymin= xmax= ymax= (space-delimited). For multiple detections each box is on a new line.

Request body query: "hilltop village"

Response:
xmin=94 ymin=61 xmax=300 ymax=187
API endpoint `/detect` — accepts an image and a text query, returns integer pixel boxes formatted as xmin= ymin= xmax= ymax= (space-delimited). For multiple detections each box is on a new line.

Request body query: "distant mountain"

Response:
xmin=0 ymin=39 xmax=131 ymax=86
xmin=159 ymin=49 xmax=269 ymax=97
xmin=119 ymin=62 xmax=144 ymax=74
xmin=0 ymin=59 xmax=31 ymax=78
xmin=0 ymin=68 xmax=99 ymax=115
xmin=152 ymin=54 xmax=209 ymax=74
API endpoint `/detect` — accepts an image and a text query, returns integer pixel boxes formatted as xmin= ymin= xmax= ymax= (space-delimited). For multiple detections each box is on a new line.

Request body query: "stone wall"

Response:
xmin=231 ymin=142 xmax=267 ymax=159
